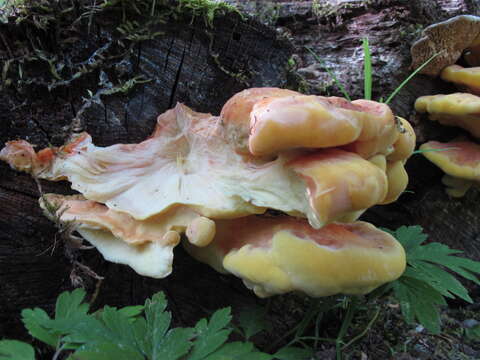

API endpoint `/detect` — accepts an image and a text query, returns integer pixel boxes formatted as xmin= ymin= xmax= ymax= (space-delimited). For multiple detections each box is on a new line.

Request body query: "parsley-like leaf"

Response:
xmin=188 ymin=308 xmax=232 ymax=360
xmin=237 ymin=305 xmax=269 ymax=340
xmin=390 ymin=226 xmax=480 ymax=333
xmin=0 ymin=340 xmax=35 ymax=360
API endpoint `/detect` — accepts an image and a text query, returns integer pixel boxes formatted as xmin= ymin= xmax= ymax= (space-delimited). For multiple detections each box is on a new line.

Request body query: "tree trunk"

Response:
xmin=0 ymin=0 xmax=479 ymax=344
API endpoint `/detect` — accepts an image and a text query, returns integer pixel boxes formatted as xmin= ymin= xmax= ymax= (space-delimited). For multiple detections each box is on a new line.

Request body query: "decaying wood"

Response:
xmin=1 ymin=0 xmax=479 ymax=345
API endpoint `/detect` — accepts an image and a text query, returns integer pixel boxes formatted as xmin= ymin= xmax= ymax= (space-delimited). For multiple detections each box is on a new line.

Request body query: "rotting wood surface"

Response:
xmin=1 ymin=0 xmax=480 ymax=345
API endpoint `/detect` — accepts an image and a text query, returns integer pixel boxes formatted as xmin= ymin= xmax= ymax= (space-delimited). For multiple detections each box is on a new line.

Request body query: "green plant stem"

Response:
xmin=362 ymin=37 xmax=372 ymax=100
xmin=305 ymin=46 xmax=351 ymax=101
xmin=384 ymin=52 xmax=440 ymax=104
xmin=284 ymin=336 xmax=337 ymax=348
xmin=336 ymin=297 xmax=359 ymax=360
xmin=412 ymin=147 xmax=458 ymax=155
xmin=341 ymin=308 xmax=380 ymax=350
xmin=267 ymin=297 xmax=338 ymax=351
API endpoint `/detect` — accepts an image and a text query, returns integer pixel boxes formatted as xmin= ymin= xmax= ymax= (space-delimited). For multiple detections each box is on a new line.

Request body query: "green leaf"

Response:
xmin=118 ymin=306 xmax=144 ymax=320
xmin=389 ymin=225 xmax=480 ymax=333
xmin=237 ymin=306 xmax=268 ymax=340
xmin=152 ymin=327 xmax=194 ymax=360
xmin=273 ymin=346 xmax=314 ymax=360
xmin=362 ymin=37 xmax=372 ymax=100
xmin=21 ymin=308 xmax=58 ymax=347
xmin=72 ymin=342 xmax=144 ymax=360
xmin=0 ymin=340 xmax=35 ymax=360
xmin=189 ymin=308 xmax=232 ymax=360
xmin=55 ymin=288 xmax=89 ymax=320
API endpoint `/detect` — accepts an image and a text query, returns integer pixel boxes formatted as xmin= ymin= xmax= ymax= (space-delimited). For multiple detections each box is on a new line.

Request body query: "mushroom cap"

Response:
xmin=184 ymin=217 xmax=406 ymax=298
xmin=441 ymin=65 xmax=480 ymax=95
xmin=415 ymin=93 xmax=480 ymax=138
xmin=387 ymin=117 xmax=416 ymax=162
xmin=248 ymin=95 xmax=365 ymax=156
xmin=39 ymin=194 xmax=201 ymax=278
xmin=2 ymin=102 xmax=401 ymax=229
xmin=441 ymin=174 xmax=475 ymax=197
xmin=340 ymin=100 xmax=398 ymax=158
xmin=410 ymin=15 xmax=480 ymax=77
xmin=220 ymin=87 xmax=300 ymax=152
xmin=380 ymin=161 xmax=409 ymax=204
xmin=221 ymin=88 xmax=397 ymax=157
xmin=420 ymin=139 xmax=480 ymax=180
xmin=288 ymin=149 xmax=388 ymax=227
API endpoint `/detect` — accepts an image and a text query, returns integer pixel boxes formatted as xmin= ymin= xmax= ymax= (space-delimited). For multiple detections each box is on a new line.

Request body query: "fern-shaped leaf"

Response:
xmin=72 ymin=342 xmax=144 ymax=360
xmin=188 ymin=308 xmax=232 ymax=360
xmin=55 ymin=288 xmax=89 ymax=319
xmin=0 ymin=340 xmax=35 ymax=360
xmin=390 ymin=225 xmax=480 ymax=333
xmin=151 ymin=327 xmax=194 ymax=360
xmin=21 ymin=308 xmax=58 ymax=347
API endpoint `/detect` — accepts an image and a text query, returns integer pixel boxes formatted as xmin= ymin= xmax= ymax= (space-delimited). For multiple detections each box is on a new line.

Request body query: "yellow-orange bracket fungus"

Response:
xmin=415 ymin=93 xmax=480 ymax=138
xmin=184 ymin=217 xmax=406 ymax=298
xmin=410 ymin=15 xmax=480 ymax=77
xmin=441 ymin=65 xmax=480 ymax=95
xmin=420 ymin=140 xmax=480 ymax=197
xmin=1 ymin=87 xmax=411 ymax=297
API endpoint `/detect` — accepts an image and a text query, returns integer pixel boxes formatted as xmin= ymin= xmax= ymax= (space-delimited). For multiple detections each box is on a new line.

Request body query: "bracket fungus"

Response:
xmin=410 ymin=14 xmax=480 ymax=197
xmin=184 ymin=217 xmax=406 ymax=298
xmin=410 ymin=15 xmax=480 ymax=77
xmin=1 ymin=87 xmax=412 ymax=297
xmin=420 ymin=140 xmax=480 ymax=197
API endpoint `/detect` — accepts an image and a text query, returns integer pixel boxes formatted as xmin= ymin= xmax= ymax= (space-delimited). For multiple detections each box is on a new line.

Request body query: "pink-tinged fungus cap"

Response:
xmin=410 ymin=15 xmax=480 ymax=77
xmin=287 ymin=149 xmax=388 ymax=226
xmin=341 ymin=100 xmax=398 ymax=158
xmin=380 ymin=161 xmax=409 ymax=204
xmin=220 ymin=87 xmax=300 ymax=153
xmin=420 ymin=140 xmax=480 ymax=196
xmin=387 ymin=117 xmax=416 ymax=162
xmin=415 ymin=93 xmax=480 ymax=138
xmin=39 ymin=194 xmax=208 ymax=278
xmin=248 ymin=96 xmax=366 ymax=156
xmin=184 ymin=217 xmax=406 ymax=297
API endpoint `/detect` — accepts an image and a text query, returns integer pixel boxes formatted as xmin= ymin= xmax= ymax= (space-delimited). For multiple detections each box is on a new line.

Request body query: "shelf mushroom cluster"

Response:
xmin=411 ymin=15 xmax=480 ymax=197
xmin=0 ymin=87 xmax=413 ymax=297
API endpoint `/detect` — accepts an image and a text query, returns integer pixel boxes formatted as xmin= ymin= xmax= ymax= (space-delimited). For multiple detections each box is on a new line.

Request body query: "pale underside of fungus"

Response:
xmin=1 ymin=88 xmax=413 ymax=297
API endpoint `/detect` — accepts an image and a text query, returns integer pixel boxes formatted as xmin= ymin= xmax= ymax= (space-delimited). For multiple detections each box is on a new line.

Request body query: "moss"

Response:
xmin=0 ymin=0 xmax=242 ymax=98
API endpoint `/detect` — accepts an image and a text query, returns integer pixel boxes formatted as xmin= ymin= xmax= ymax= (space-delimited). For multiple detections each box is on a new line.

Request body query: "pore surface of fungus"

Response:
xmin=410 ymin=15 xmax=480 ymax=77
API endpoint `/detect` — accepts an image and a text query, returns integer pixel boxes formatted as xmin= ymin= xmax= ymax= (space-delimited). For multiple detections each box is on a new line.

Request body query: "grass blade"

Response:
xmin=384 ymin=52 xmax=440 ymax=105
xmin=305 ymin=46 xmax=351 ymax=101
xmin=362 ymin=38 xmax=372 ymax=100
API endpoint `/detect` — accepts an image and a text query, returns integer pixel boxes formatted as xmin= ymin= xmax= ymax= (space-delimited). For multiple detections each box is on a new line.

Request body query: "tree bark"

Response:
xmin=1 ymin=0 xmax=479 ymax=343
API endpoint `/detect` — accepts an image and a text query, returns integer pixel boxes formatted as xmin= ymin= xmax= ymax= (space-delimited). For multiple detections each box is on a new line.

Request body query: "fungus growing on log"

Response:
xmin=184 ymin=217 xmax=406 ymax=298
xmin=420 ymin=140 xmax=480 ymax=197
xmin=1 ymin=87 xmax=411 ymax=297
xmin=441 ymin=65 xmax=480 ymax=95
xmin=410 ymin=15 xmax=480 ymax=77
xmin=415 ymin=93 xmax=480 ymax=138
